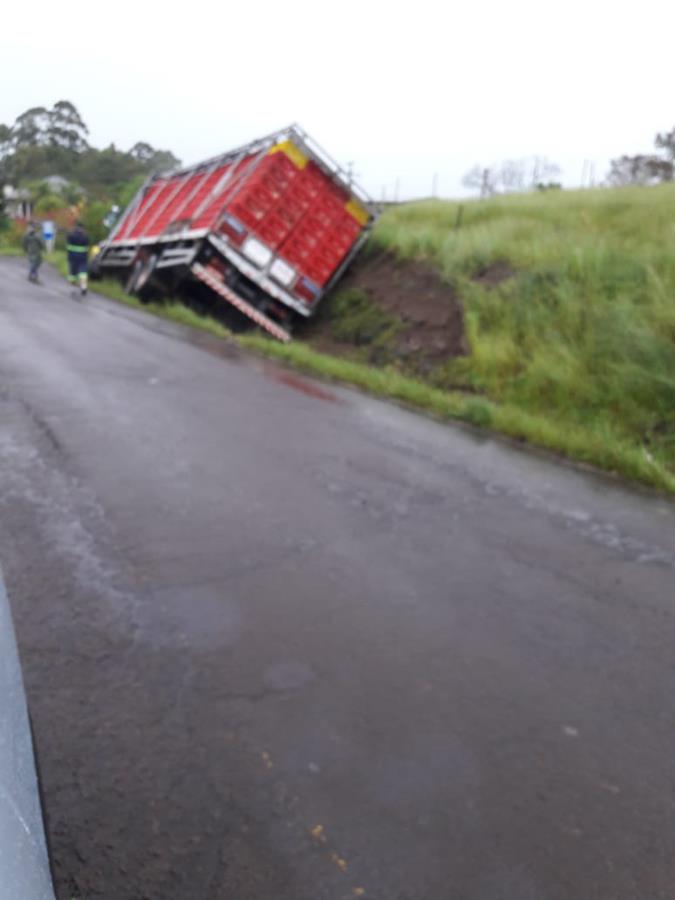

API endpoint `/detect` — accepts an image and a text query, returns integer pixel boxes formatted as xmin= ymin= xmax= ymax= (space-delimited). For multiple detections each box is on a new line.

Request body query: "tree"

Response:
xmin=129 ymin=141 xmax=180 ymax=173
xmin=81 ymin=199 xmax=113 ymax=243
xmin=0 ymin=100 xmax=180 ymax=213
xmin=77 ymin=144 xmax=141 ymax=191
xmin=607 ymin=154 xmax=673 ymax=187
xmin=0 ymin=123 xmax=11 ymax=157
xmin=608 ymin=125 xmax=675 ymax=186
xmin=655 ymin=127 xmax=675 ymax=161
xmin=463 ymin=157 xmax=562 ymax=196
xmin=499 ymin=159 xmax=527 ymax=192
xmin=6 ymin=101 xmax=88 ymax=154
xmin=0 ymin=102 xmax=88 ymax=183
xmin=10 ymin=106 xmax=51 ymax=149
xmin=0 ymin=176 xmax=7 ymax=231
xmin=129 ymin=141 xmax=155 ymax=164
xmin=48 ymin=100 xmax=89 ymax=152
xmin=117 ymin=173 xmax=148 ymax=209
xmin=0 ymin=125 xmax=11 ymax=197
xmin=62 ymin=181 xmax=84 ymax=205
xmin=530 ymin=157 xmax=561 ymax=188
xmin=462 ymin=165 xmax=498 ymax=198
xmin=147 ymin=148 xmax=181 ymax=173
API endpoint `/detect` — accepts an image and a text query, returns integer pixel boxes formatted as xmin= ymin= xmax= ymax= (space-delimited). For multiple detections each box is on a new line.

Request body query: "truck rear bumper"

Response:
xmin=191 ymin=263 xmax=291 ymax=342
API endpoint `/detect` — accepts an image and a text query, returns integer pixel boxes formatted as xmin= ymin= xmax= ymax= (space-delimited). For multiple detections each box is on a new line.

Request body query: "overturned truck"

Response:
xmin=98 ymin=125 xmax=377 ymax=341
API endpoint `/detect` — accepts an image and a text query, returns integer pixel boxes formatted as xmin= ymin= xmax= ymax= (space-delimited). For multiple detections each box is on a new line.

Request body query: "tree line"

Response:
xmin=462 ymin=123 xmax=675 ymax=196
xmin=0 ymin=100 xmax=180 ymax=190
xmin=0 ymin=100 xmax=181 ymax=235
xmin=462 ymin=157 xmax=562 ymax=197
xmin=607 ymin=128 xmax=675 ymax=186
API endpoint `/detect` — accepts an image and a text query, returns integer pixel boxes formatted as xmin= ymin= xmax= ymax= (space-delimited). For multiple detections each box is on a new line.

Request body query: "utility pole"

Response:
xmin=532 ymin=158 xmax=540 ymax=189
xmin=480 ymin=168 xmax=490 ymax=198
xmin=432 ymin=172 xmax=438 ymax=198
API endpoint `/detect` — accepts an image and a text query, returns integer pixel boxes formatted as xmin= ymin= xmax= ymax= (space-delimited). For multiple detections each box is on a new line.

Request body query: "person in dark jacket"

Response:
xmin=66 ymin=221 xmax=90 ymax=296
xmin=22 ymin=221 xmax=46 ymax=283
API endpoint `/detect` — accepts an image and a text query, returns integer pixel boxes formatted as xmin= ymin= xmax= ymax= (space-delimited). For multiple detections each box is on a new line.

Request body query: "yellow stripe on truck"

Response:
xmin=269 ymin=140 xmax=308 ymax=169
xmin=345 ymin=198 xmax=369 ymax=226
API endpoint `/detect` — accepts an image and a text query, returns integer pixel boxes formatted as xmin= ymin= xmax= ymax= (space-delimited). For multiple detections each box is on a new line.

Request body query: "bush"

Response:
xmin=35 ymin=193 xmax=65 ymax=214
xmin=80 ymin=201 xmax=111 ymax=243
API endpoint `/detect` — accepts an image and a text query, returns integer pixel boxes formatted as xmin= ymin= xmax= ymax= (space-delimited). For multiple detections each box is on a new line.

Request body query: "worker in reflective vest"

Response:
xmin=66 ymin=222 xmax=90 ymax=296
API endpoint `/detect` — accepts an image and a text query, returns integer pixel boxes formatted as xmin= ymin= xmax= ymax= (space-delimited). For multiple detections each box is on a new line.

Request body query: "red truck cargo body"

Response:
xmin=101 ymin=126 xmax=376 ymax=340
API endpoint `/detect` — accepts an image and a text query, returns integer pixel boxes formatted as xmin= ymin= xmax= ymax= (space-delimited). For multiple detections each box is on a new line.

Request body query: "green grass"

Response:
xmin=367 ymin=186 xmax=675 ymax=492
xmin=36 ymin=189 xmax=675 ymax=495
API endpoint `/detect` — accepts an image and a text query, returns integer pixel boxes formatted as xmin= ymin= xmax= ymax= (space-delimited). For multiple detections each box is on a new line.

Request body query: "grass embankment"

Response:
xmin=27 ymin=186 xmax=675 ymax=494
xmin=365 ymin=187 xmax=675 ymax=491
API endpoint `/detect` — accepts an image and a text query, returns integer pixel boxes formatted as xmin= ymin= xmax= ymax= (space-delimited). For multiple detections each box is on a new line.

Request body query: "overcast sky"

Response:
xmin=2 ymin=0 xmax=673 ymax=199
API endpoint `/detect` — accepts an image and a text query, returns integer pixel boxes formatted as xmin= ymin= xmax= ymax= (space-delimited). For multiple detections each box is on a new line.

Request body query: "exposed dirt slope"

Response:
xmin=301 ymin=251 xmax=468 ymax=369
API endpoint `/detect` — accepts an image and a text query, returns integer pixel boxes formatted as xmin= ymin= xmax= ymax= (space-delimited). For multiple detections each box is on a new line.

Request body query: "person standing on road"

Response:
xmin=22 ymin=221 xmax=46 ymax=284
xmin=66 ymin=221 xmax=90 ymax=297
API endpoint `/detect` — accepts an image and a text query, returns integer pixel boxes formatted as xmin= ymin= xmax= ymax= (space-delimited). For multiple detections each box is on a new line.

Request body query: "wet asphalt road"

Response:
xmin=1 ymin=257 xmax=674 ymax=900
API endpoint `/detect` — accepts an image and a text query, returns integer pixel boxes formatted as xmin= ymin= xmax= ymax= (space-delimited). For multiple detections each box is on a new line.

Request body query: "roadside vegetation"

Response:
xmin=361 ymin=186 xmax=674 ymax=491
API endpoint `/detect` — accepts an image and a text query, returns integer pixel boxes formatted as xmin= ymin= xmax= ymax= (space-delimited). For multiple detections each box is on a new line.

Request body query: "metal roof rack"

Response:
xmin=158 ymin=124 xmax=377 ymax=216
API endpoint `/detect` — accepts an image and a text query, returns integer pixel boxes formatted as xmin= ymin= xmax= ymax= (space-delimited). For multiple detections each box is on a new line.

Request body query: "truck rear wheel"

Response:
xmin=126 ymin=254 xmax=158 ymax=300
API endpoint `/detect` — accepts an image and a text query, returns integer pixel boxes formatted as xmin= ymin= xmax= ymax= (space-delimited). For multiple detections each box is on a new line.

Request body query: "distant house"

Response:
xmin=2 ymin=185 xmax=33 ymax=220
xmin=43 ymin=175 xmax=71 ymax=194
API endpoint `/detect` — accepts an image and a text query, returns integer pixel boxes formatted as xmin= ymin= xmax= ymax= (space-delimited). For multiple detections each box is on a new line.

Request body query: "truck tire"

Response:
xmin=124 ymin=257 xmax=143 ymax=294
xmin=126 ymin=254 xmax=158 ymax=299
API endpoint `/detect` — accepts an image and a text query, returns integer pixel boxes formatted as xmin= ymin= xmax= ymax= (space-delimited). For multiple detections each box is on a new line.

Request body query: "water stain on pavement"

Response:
xmin=266 ymin=366 xmax=341 ymax=403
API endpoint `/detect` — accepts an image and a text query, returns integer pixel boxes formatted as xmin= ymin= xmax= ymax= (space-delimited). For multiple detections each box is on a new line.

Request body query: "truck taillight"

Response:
xmin=220 ymin=213 xmax=247 ymax=245
xmin=295 ymin=276 xmax=321 ymax=304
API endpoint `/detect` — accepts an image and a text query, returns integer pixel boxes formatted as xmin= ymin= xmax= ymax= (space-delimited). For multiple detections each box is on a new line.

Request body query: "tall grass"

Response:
xmin=371 ymin=186 xmax=675 ymax=487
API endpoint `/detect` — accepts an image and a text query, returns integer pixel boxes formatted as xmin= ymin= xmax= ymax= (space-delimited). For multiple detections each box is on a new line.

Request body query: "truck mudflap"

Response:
xmin=191 ymin=262 xmax=291 ymax=343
